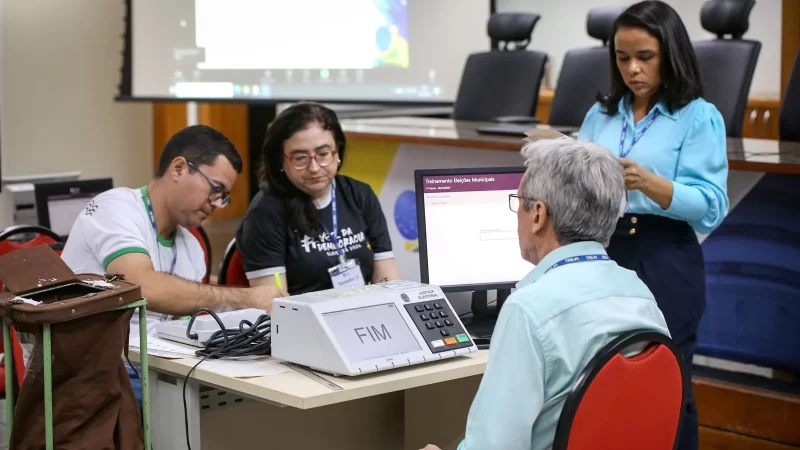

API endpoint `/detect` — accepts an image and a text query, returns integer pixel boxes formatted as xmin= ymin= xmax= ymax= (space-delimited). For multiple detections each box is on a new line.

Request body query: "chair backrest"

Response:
xmin=780 ymin=47 xmax=800 ymax=142
xmin=553 ymin=330 xmax=687 ymax=450
xmin=452 ymin=13 xmax=548 ymax=121
xmin=187 ymin=226 xmax=212 ymax=284
xmin=549 ymin=6 xmax=624 ymax=127
xmin=0 ymin=224 xmax=63 ymax=257
xmin=693 ymin=0 xmax=760 ymax=138
xmin=218 ymin=238 xmax=249 ymax=287
xmin=0 ymin=327 xmax=26 ymax=392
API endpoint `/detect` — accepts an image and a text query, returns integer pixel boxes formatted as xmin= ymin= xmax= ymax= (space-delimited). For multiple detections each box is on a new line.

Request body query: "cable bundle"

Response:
xmin=184 ymin=308 xmax=272 ymax=359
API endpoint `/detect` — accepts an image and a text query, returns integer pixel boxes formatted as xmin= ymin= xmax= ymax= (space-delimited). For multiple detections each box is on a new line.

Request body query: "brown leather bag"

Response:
xmin=0 ymin=245 xmax=144 ymax=450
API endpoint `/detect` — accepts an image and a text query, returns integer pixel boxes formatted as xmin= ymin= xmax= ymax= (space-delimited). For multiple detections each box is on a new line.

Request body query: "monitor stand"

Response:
xmin=464 ymin=289 xmax=511 ymax=340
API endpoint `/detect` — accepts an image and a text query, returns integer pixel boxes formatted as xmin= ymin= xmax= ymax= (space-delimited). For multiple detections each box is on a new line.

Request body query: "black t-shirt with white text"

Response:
xmin=235 ymin=175 xmax=394 ymax=295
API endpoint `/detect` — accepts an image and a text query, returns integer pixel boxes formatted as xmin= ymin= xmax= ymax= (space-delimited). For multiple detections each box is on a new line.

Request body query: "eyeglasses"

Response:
xmin=187 ymin=161 xmax=231 ymax=208
xmin=285 ymin=149 xmax=337 ymax=170
xmin=510 ymin=194 xmax=550 ymax=216
xmin=508 ymin=194 xmax=534 ymax=213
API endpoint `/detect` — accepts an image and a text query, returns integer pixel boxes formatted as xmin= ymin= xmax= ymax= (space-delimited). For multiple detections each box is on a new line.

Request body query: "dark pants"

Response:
xmin=125 ymin=362 xmax=143 ymax=411
xmin=607 ymin=214 xmax=703 ymax=450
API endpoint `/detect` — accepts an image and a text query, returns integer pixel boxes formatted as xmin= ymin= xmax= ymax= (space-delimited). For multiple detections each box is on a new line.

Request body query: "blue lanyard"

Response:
xmin=143 ymin=191 xmax=177 ymax=275
xmin=619 ymin=110 xmax=659 ymax=158
xmin=321 ymin=180 xmax=346 ymax=264
xmin=545 ymin=254 xmax=609 ymax=273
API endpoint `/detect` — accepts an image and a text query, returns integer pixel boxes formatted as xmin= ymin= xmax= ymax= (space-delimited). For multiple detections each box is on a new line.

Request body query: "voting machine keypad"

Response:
xmin=405 ymin=300 xmax=472 ymax=353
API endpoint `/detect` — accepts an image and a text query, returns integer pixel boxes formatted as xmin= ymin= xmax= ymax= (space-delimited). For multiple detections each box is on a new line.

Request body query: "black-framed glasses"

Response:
xmin=187 ymin=161 xmax=231 ymax=208
xmin=508 ymin=194 xmax=533 ymax=213
xmin=285 ymin=148 xmax=338 ymax=170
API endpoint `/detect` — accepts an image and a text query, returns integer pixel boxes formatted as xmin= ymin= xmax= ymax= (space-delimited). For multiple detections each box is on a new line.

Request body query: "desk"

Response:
xmin=340 ymin=116 xmax=800 ymax=174
xmin=131 ymin=350 xmax=488 ymax=450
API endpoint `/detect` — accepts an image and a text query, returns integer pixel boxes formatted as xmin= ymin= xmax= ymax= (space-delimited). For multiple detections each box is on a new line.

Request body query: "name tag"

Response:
xmin=328 ymin=259 xmax=366 ymax=288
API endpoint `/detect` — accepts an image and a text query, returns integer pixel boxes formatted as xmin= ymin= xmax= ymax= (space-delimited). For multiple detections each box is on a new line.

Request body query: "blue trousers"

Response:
xmin=608 ymin=214 xmax=703 ymax=450
xmin=125 ymin=362 xmax=143 ymax=410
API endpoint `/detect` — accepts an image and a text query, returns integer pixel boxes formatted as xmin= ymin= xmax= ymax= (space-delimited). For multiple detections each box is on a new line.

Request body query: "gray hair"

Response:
xmin=520 ymin=137 xmax=624 ymax=247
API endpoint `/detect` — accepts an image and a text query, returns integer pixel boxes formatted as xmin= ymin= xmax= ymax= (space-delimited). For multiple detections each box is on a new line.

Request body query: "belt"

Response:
xmin=613 ymin=214 xmax=696 ymax=243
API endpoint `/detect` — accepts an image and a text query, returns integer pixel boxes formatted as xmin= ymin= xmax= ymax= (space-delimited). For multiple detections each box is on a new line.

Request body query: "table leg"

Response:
xmin=149 ymin=370 xmax=202 ymax=449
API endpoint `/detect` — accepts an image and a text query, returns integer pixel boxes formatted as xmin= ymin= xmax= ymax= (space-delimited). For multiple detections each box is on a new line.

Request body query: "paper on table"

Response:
xmin=129 ymin=333 xmax=199 ymax=359
xmin=199 ymin=357 xmax=292 ymax=378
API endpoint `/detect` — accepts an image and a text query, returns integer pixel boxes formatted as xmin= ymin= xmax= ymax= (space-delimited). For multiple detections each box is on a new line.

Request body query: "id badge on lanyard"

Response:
xmin=324 ymin=180 xmax=366 ymax=288
xmin=618 ymin=110 xmax=659 ymax=217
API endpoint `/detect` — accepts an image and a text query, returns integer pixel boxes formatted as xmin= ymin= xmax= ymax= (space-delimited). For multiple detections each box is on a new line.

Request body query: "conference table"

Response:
xmin=131 ymin=348 xmax=487 ymax=450
xmin=338 ymin=116 xmax=800 ymax=174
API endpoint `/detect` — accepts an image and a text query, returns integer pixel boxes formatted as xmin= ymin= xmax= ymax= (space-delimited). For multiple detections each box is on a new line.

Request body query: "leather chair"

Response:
xmin=693 ymin=0 xmax=760 ymax=138
xmin=553 ymin=330 xmax=688 ymax=450
xmin=549 ymin=6 xmax=624 ymax=128
xmin=780 ymin=47 xmax=800 ymax=141
xmin=452 ymin=13 xmax=548 ymax=123
xmin=218 ymin=238 xmax=249 ymax=287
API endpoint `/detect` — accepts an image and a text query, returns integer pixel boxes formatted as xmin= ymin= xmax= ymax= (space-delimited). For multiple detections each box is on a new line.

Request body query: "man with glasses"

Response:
xmin=62 ymin=124 xmax=283 ymax=333
xmin=420 ymin=137 xmax=670 ymax=450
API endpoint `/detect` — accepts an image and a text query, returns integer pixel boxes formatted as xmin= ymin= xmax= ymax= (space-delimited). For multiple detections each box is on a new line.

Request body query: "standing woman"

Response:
xmin=578 ymin=2 xmax=728 ymax=449
xmin=236 ymin=102 xmax=401 ymax=295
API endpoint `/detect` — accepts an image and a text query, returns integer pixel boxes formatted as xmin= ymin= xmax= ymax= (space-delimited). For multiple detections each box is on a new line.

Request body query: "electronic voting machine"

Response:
xmin=271 ymin=280 xmax=477 ymax=376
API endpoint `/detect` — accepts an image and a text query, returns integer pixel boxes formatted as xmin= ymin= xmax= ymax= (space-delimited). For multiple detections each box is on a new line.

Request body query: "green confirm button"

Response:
xmin=456 ymin=334 xmax=470 ymax=343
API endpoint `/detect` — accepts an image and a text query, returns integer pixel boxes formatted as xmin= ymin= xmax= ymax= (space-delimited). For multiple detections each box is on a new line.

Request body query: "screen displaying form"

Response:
xmin=416 ymin=168 xmax=535 ymax=291
xmin=130 ymin=0 xmax=489 ymax=103
xmin=323 ymin=303 xmax=421 ymax=363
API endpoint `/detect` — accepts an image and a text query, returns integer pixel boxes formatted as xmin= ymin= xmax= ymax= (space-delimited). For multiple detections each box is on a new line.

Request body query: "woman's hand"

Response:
xmin=619 ymin=158 xmax=653 ymax=190
xmin=618 ymin=158 xmax=674 ymax=210
xmin=419 ymin=445 xmax=442 ymax=450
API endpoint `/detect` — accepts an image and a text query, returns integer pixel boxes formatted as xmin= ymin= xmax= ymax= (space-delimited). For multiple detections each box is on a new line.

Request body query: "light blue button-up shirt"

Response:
xmin=578 ymin=98 xmax=729 ymax=234
xmin=457 ymin=241 xmax=670 ymax=450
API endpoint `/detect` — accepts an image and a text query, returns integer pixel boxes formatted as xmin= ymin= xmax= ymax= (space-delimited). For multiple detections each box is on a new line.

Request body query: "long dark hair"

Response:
xmin=598 ymin=0 xmax=703 ymax=115
xmin=259 ymin=103 xmax=347 ymax=236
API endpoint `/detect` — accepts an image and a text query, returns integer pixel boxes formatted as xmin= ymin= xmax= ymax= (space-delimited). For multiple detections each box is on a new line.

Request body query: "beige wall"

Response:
xmin=0 ymin=0 xmax=153 ymax=227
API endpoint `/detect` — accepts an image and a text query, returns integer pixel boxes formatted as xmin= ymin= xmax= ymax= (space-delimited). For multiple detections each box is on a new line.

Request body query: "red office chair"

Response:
xmin=218 ymin=238 xmax=249 ymax=287
xmin=0 ymin=327 xmax=26 ymax=395
xmin=0 ymin=225 xmax=63 ymax=257
xmin=187 ymin=226 xmax=212 ymax=284
xmin=553 ymin=330 xmax=688 ymax=450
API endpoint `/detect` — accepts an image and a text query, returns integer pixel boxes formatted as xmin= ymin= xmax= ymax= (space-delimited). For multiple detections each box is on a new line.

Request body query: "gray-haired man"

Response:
xmin=422 ymin=138 xmax=670 ymax=450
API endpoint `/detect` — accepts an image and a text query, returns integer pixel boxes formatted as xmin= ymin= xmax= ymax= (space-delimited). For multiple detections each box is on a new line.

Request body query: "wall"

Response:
xmin=497 ymin=0 xmax=782 ymax=98
xmin=0 ymin=0 xmax=153 ymax=223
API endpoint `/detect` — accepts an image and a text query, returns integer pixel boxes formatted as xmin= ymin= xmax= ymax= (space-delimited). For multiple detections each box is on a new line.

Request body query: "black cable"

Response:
xmin=181 ymin=309 xmax=272 ymax=450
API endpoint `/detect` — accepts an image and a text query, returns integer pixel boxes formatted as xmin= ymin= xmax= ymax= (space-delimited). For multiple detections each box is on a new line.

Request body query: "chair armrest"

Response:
xmin=492 ymin=115 xmax=540 ymax=124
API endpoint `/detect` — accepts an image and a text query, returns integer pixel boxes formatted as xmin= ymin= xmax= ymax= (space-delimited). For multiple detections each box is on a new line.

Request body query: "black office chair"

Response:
xmin=780 ymin=48 xmax=800 ymax=142
xmin=693 ymin=0 xmax=761 ymax=138
xmin=452 ymin=13 xmax=548 ymax=123
xmin=548 ymin=6 xmax=624 ymax=128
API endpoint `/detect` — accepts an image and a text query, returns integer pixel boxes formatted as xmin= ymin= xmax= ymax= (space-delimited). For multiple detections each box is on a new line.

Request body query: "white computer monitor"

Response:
xmin=414 ymin=167 xmax=535 ymax=292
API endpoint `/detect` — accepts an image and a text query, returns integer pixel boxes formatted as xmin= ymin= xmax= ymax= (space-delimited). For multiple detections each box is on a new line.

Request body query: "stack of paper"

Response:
xmin=129 ymin=333 xmax=198 ymax=359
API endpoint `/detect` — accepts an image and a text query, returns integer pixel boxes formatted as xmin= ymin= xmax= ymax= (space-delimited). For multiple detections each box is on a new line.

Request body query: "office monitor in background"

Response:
xmin=34 ymin=178 xmax=113 ymax=238
xmin=415 ymin=167 xmax=533 ymax=337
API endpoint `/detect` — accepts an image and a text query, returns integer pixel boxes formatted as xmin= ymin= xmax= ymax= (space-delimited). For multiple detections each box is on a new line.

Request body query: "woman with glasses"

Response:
xmin=236 ymin=102 xmax=400 ymax=295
